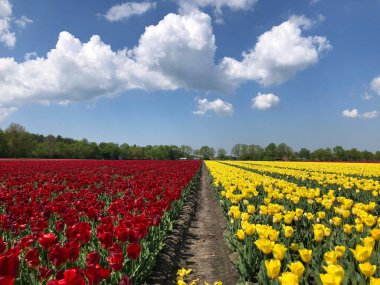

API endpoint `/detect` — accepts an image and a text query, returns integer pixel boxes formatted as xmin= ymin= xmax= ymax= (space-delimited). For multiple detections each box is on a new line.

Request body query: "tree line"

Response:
xmin=0 ymin=123 xmax=379 ymax=161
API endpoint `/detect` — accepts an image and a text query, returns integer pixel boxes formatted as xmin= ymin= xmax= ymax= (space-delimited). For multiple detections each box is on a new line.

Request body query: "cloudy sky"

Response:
xmin=0 ymin=0 xmax=379 ymax=151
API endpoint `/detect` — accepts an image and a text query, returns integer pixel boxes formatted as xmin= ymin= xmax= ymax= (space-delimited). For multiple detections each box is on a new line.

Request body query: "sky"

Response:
xmin=0 ymin=0 xmax=380 ymax=152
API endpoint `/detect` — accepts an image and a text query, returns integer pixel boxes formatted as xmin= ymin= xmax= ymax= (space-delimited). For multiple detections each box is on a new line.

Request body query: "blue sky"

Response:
xmin=0 ymin=0 xmax=380 ymax=152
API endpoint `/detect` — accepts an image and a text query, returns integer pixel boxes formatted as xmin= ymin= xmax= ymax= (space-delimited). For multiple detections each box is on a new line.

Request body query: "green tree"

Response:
xmin=199 ymin=146 xmax=215 ymax=160
xmin=216 ymin=148 xmax=227 ymax=160
xmin=231 ymin=144 xmax=242 ymax=159
xmin=298 ymin=148 xmax=311 ymax=160
xmin=0 ymin=129 xmax=9 ymax=157
xmin=264 ymin=143 xmax=277 ymax=161
xmin=5 ymin=123 xmax=35 ymax=158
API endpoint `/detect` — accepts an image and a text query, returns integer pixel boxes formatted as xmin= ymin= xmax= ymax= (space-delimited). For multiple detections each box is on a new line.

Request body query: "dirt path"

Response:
xmin=178 ymin=163 xmax=239 ymax=284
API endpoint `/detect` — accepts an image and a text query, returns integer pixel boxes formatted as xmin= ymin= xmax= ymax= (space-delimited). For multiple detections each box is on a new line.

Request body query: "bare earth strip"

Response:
xmin=178 ymin=163 xmax=240 ymax=284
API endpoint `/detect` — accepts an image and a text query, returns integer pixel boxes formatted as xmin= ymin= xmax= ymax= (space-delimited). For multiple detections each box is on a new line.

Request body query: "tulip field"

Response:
xmin=205 ymin=161 xmax=380 ymax=285
xmin=0 ymin=160 xmax=201 ymax=285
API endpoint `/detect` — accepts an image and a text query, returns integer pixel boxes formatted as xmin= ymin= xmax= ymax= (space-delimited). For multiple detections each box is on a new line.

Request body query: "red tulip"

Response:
xmin=107 ymin=253 xmax=124 ymax=271
xmin=24 ymin=248 xmax=40 ymax=268
xmin=38 ymin=233 xmax=58 ymax=250
xmin=127 ymin=243 xmax=141 ymax=260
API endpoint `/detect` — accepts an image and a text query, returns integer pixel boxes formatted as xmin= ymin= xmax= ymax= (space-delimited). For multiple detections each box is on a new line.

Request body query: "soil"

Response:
xmin=178 ymin=163 xmax=240 ymax=284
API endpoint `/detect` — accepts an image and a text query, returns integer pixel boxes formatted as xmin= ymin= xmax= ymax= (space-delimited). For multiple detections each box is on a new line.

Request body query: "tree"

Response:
xmin=216 ymin=148 xmax=227 ymax=160
xmin=5 ymin=123 xmax=35 ymax=158
xmin=248 ymin=145 xmax=264 ymax=161
xmin=99 ymin=142 xmax=120 ymax=160
xmin=180 ymin=145 xmax=193 ymax=159
xmin=264 ymin=143 xmax=277 ymax=161
xmin=199 ymin=146 xmax=215 ymax=160
xmin=240 ymin=144 xmax=250 ymax=160
xmin=231 ymin=144 xmax=242 ymax=159
xmin=277 ymin=143 xmax=294 ymax=160
xmin=298 ymin=148 xmax=311 ymax=160
xmin=333 ymin=146 xmax=346 ymax=161
xmin=0 ymin=129 xmax=9 ymax=157
xmin=119 ymin=143 xmax=130 ymax=159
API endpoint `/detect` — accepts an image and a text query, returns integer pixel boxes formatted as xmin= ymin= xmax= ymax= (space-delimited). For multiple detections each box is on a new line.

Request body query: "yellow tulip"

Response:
xmin=371 ymin=228 xmax=380 ymax=241
xmin=350 ymin=245 xmax=372 ymax=262
xmin=284 ymin=212 xmax=295 ymax=224
xmin=363 ymin=215 xmax=377 ymax=227
xmin=334 ymin=246 xmax=345 ymax=259
xmin=214 ymin=282 xmax=223 ymax=285
xmin=332 ymin=217 xmax=341 ymax=226
xmin=273 ymin=243 xmax=287 ymax=261
xmin=355 ymin=223 xmax=364 ymax=233
xmin=290 ymin=243 xmax=299 ymax=252
xmin=299 ymin=248 xmax=312 ymax=263
xmin=236 ymin=229 xmax=245 ymax=240
xmin=278 ymin=272 xmax=299 ymax=285
xmin=323 ymin=264 xmax=344 ymax=279
xmin=318 ymin=211 xmax=326 ymax=219
xmin=255 ymin=238 xmax=273 ymax=255
xmin=282 ymin=225 xmax=294 ymax=238
xmin=361 ymin=236 xmax=376 ymax=250
xmin=245 ymin=224 xmax=255 ymax=236
xmin=247 ymin=205 xmax=255 ymax=214
xmin=295 ymin=208 xmax=304 ymax=217
xmin=320 ymin=273 xmax=342 ymax=285
xmin=314 ymin=228 xmax=324 ymax=242
xmin=241 ymin=212 xmax=249 ymax=222
xmin=324 ymin=227 xmax=332 ymax=237
xmin=324 ymin=251 xmax=337 ymax=265
xmin=370 ymin=277 xmax=380 ymax=285
xmin=359 ymin=262 xmax=377 ymax=277
xmin=177 ymin=280 xmax=186 ymax=285
xmin=177 ymin=268 xmax=192 ymax=277
xmin=343 ymin=224 xmax=352 ymax=234
xmin=288 ymin=261 xmax=305 ymax=279
xmin=268 ymin=230 xmax=279 ymax=242
xmin=265 ymin=259 xmax=281 ymax=279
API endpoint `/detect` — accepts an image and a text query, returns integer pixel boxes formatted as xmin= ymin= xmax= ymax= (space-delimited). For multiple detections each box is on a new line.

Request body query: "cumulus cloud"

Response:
xmin=252 ymin=93 xmax=280 ymax=110
xmin=0 ymin=107 xmax=17 ymax=122
xmin=342 ymin=109 xmax=359 ymax=118
xmin=362 ymin=93 xmax=372 ymax=100
xmin=362 ymin=110 xmax=379 ymax=119
xmin=371 ymin=76 xmax=380 ymax=96
xmin=193 ymin=98 xmax=234 ymax=116
xmin=15 ymin=15 xmax=33 ymax=28
xmin=342 ymin=109 xmax=378 ymax=119
xmin=0 ymin=0 xmax=15 ymax=47
xmin=0 ymin=11 xmax=330 ymax=120
xmin=178 ymin=0 xmax=257 ymax=23
xmin=221 ymin=15 xmax=331 ymax=86
xmin=104 ymin=2 xmax=156 ymax=22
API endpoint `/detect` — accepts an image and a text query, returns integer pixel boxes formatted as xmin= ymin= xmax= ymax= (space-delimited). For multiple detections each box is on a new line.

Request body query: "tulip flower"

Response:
xmin=265 ymin=259 xmax=281 ymax=279
xmin=278 ymin=272 xmax=299 ymax=285
xmin=288 ymin=261 xmax=305 ymax=279
xmin=299 ymin=249 xmax=312 ymax=263
xmin=359 ymin=262 xmax=377 ymax=277
xmin=255 ymin=239 xmax=273 ymax=255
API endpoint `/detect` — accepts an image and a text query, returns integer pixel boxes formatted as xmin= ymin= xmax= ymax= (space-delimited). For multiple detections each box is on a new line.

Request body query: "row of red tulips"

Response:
xmin=0 ymin=160 xmax=201 ymax=284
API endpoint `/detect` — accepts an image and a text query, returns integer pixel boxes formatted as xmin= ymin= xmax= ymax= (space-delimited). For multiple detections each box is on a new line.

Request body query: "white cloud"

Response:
xmin=24 ymin=52 xmax=37 ymax=61
xmin=252 ymin=92 xmax=280 ymax=110
xmin=105 ymin=2 xmax=156 ymax=22
xmin=309 ymin=0 xmax=321 ymax=5
xmin=15 ymin=15 xmax=33 ymax=28
xmin=0 ymin=0 xmax=15 ymax=47
xmin=362 ymin=93 xmax=372 ymax=100
xmin=0 ymin=106 xmax=17 ymax=122
xmin=178 ymin=0 xmax=257 ymax=23
xmin=342 ymin=109 xmax=359 ymax=118
xmin=0 ymin=11 xmax=330 ymax=120
xmin=221 ymin=15 xmax=331 ymax=86
xmin=342 ymin=109 xmax=378 ymax=119
xmin=362 ymin=110 xmax=379 ymax=119
xmin=370 ymin=75 xmax=380 ymax=96
xmin=193 ymin=98 xmax=234 ymax=116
